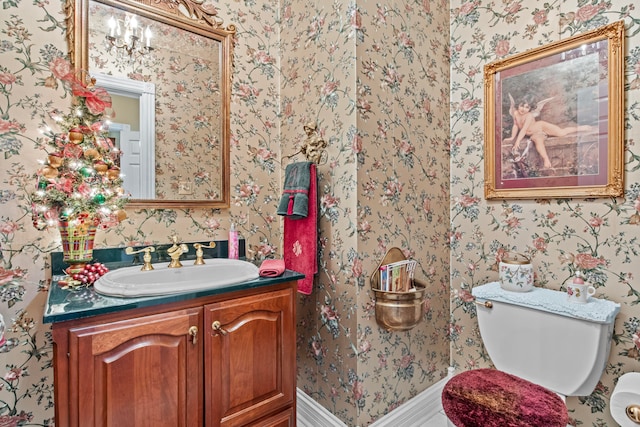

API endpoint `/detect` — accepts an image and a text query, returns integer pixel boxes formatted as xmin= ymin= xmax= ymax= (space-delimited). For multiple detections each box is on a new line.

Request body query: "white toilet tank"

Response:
xmin=472 ymin=282 xmax=620 ymax=396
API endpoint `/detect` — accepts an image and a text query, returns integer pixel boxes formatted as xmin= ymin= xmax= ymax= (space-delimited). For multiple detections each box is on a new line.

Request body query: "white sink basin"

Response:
xmin=94 ymin=259 xmax=260 ymax=297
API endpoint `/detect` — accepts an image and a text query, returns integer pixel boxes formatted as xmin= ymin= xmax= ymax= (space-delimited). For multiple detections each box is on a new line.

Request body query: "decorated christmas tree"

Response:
xmin=32 ymin=68 xmax=127 ymax=231
xmin=31 ymin=60 xmax=128 ymax=273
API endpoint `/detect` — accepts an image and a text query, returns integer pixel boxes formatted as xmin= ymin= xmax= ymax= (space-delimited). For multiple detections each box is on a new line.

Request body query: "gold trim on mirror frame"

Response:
xmin=483 ymin=21 xmax=625 ymax=200
xmin=65 ymin=0 xmax=235 ymax=209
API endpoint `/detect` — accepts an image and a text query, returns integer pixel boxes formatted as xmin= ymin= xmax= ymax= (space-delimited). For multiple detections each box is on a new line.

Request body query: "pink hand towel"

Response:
xmin=259 ymin=259 xmax=285 ymax=277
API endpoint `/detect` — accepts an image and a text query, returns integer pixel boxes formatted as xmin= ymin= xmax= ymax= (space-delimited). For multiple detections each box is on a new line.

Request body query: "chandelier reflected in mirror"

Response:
xmin=105 ymin=13 xmax=153 ymax=61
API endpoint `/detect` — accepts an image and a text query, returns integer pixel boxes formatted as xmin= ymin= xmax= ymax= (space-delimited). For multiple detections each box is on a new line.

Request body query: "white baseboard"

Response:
xmin=296 ymin=388 xmax=347 ymax=427
xmin=297 ymin=374 xmax=450 ymax=427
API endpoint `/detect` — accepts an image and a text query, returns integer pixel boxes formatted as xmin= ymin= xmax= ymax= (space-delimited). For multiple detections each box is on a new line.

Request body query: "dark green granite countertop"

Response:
xmin=43 ymin=242 xmax=304 ymax=324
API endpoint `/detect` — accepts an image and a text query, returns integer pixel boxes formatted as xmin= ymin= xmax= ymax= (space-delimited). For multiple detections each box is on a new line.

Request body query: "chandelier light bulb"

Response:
xmin=145 ymin=26 xmax=152 ymax=47
xmin=108 ymin=16 xmax=116 ymax=37
xmin=105 ymin=13 xmax=153 ymax=60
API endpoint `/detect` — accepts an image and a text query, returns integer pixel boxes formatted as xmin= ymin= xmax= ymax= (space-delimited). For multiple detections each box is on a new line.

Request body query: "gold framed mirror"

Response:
xmin=66 ymin=0 xmax=235 ymax=208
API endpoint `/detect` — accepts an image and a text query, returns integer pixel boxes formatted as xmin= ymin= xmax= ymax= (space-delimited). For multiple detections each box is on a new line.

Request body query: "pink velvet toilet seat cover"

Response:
xmin=442 ymin=369 xmax=569 ymax=427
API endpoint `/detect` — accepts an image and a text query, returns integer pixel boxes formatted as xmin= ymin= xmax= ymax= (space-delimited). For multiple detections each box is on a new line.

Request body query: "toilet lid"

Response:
xmin=442 ymin=369 xmax=569 ymax=427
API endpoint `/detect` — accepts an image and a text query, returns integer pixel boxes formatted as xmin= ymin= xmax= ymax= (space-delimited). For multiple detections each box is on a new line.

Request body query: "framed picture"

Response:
xmin=484 ymin=21 xmax=625 ymax=199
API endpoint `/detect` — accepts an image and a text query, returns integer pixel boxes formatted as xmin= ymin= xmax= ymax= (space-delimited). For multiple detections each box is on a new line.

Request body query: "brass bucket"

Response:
xmin=370 ymin=247 xmax=426 ymax=331
xmin=371 ymin=284 xmax=427 ymax=331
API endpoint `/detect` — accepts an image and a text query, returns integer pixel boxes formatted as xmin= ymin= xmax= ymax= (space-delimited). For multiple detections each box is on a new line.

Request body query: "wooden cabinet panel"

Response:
xmin=51 ymin=281 xmax=296 ymax=427
xmin=247 ymin=407 xmax=294 ymax=427
xmin=205 ymin=288 xmax=295 ymax=427
xmin=64 ymin=308 xmax=202 ymax=427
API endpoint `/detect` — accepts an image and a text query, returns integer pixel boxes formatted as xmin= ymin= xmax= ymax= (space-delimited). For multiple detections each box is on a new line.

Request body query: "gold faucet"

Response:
xmin=167 ymin=234 xmax=189 ymax=268
xmin=193 ymin=242 xmax=217 ymax=265
xmin=125 ymin=246 xmax=156 ymax=271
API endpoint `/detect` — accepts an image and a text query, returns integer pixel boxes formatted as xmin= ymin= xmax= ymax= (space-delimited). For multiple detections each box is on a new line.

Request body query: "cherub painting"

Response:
xmin=485 ymin=21 xmax=624 ymax=199
xmin=503 ymin=93 xmax=597 ymax=170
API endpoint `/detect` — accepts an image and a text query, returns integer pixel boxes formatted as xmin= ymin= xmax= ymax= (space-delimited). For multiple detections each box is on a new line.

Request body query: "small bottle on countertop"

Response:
xmin=228 ymin=223 xmax=239 ymax=259
xmin=0 ymin=313 xmax=5 ymax=347
xmin=573 ymin=270 xmax=584 ymax=284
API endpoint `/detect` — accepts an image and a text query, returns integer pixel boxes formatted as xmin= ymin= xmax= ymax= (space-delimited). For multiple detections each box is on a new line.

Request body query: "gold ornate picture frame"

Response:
xmin=484 ymin=21 xmax=625 ymax=199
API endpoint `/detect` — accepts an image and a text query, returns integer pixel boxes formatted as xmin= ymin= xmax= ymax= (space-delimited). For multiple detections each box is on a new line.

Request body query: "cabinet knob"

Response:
xmin=188 ymin=326 xmax=198 ymax=344
xmin=211 ymin=320 xmax=228 ymax=336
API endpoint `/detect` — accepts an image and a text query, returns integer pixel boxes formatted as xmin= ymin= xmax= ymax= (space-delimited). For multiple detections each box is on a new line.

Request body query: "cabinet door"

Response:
xmin=247 ymin=408 xmax=294 ymax=427
xmin=66 ymin=308 xmax=203 ymax=427
xmin=205 ymin=288 xmax=295 ymax=427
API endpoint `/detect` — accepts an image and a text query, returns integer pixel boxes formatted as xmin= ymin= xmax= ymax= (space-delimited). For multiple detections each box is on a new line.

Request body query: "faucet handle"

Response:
xmin=193 ymin=242 xmax=217 ymax=265
xmin=125 ymin=246 xmax=156 ymax=271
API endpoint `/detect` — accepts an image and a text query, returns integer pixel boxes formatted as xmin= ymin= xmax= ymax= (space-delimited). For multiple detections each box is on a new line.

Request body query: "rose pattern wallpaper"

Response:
xmin=0 ymin=1 xmax=639 ymax=427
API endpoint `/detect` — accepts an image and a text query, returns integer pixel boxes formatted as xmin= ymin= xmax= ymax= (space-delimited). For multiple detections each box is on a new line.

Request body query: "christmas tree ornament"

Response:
xmin=79 ymin=166 xmax=94 ymax=177
xmin=83 ymin=148 xmax=100 ymax=160
xmin=93 ymin=193 xmax=106 ymax=204
xmin=94 ymin=161 xmax=108 ymax=174
xmin=68 ymin=128 xmax=84 ymax=144
xmin=106 ymin=167 xmax=120 ymax=181
xmin=48 ymin=154 xmax=64 ymax=168
xmin=42 ymin=166 xmax=59 ymax=179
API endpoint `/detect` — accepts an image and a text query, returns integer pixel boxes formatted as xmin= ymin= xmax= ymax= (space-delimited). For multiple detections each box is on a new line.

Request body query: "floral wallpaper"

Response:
xmin=280 ymin=1 xmax=451 ymax=425
xmin=449 ymin=2 xmax=640 ymax=427
xmin=1 ymin=2 xmax=639 ymax=427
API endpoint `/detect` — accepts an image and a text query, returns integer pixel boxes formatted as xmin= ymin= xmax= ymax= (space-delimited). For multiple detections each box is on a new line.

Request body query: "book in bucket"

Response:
xmin=379 ymin=259 xmax=417 ymax=292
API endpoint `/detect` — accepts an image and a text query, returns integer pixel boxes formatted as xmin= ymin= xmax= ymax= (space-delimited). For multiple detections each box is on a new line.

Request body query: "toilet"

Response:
xmin=442 ymin=282 xmax=620 ymax=427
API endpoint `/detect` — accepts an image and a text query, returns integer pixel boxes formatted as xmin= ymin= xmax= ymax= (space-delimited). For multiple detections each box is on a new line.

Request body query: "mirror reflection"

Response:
xmin=68 ymin=0 xmax=235 ymax=208
xmin=95 ymin=72 xmax=155 ymax=199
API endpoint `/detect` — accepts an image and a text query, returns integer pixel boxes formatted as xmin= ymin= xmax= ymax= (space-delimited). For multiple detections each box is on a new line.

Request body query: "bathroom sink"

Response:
xmin=94 ymin=259 xmax=260 ymax=297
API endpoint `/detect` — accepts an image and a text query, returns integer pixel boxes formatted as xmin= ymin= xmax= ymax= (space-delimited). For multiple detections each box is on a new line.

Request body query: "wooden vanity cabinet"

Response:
xmin=51 ymin=282 xmax=296 ymax=427
xmin=52 ymin=307 xmax=203 ymax=427
xmin=205 ymin=289 xmax=295 ymax=427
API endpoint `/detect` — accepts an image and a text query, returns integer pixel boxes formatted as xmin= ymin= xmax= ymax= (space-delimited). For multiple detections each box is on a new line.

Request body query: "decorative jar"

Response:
xmin=499 ymin=253 xmax=533 ymax=292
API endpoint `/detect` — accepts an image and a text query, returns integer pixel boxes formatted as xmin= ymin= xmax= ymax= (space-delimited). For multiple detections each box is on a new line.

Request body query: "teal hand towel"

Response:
xmin=277 ymin=161 xmax=312 ymax=219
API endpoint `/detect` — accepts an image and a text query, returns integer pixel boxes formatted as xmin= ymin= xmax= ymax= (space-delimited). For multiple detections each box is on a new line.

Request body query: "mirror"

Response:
xmin=67 ymin=0 xmax=235 ymax=208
